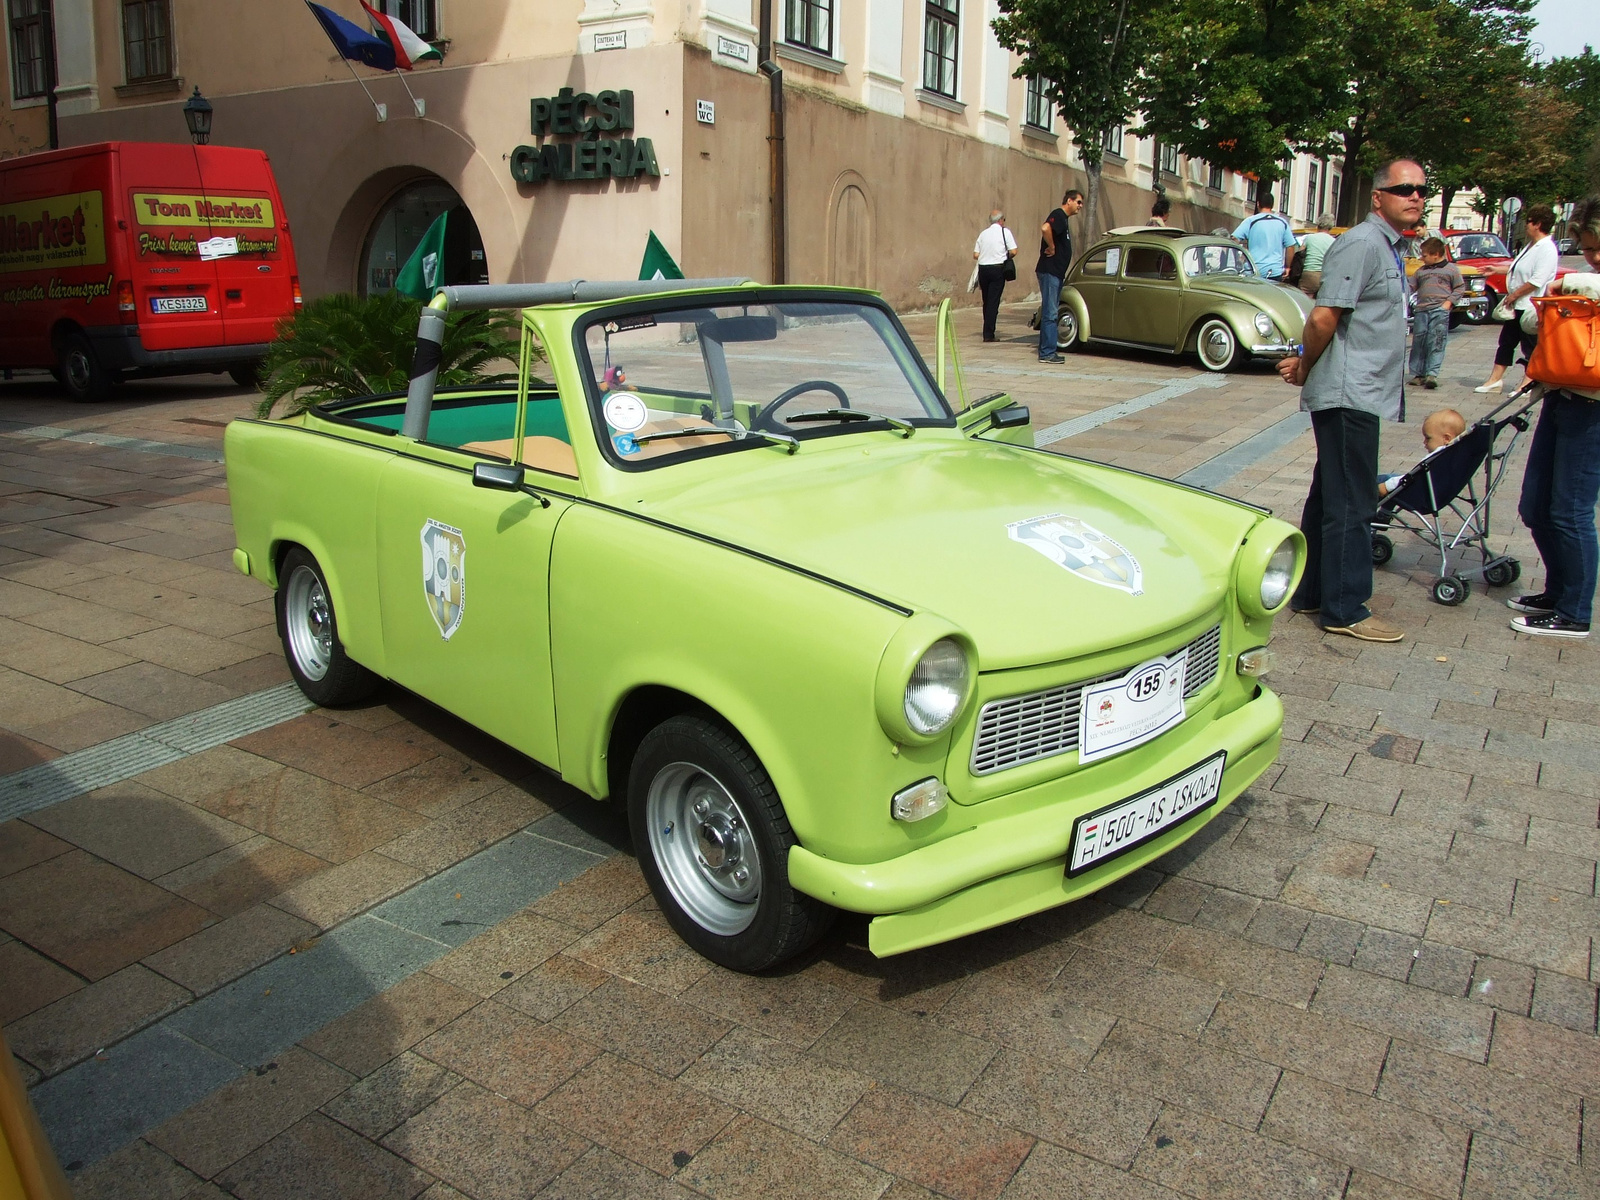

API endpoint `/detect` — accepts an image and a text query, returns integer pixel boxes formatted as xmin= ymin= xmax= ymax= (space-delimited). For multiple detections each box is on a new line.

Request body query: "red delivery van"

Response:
xmin=0 ymin=141 xmax=300 ymax=400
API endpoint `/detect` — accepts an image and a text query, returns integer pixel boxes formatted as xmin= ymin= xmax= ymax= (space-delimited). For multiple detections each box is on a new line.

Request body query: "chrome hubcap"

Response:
xmin=647 ymin=762 xmax=761 ymax=935
xmin=1059 ymin=312 xmax=1078 ymax=346
xmin=1202 ymin=325 xmax=1233 ymax=366
xmin=284 ymin=564 xmax=333 ymax=681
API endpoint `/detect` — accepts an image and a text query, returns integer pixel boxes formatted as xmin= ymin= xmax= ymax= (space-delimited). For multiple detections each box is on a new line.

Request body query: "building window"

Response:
xmin=8 ymin=0 xmax=50 ymax=100
xmin=1306 ymin=162 xmax=1320 ymax=220
xmin=1159 ymin=142 xmax=1180 ymax=175
xmin=1208 ymin=163 xmax=1224 ymax=190
xmin=122 ymin=0 xmax=171 ymax=82
xmin=1024 ymin=75 xmax=1052 ymax=130
xmin=785 ymin=0 xmax=831 ymax=55
xmin=922 ymin=0 xmax=958 ymax=97
xmin=1102 ymin=124 xmax=1124 ymax=157
xmin=1330 ymin=173 xmax=1341 ymax=221
xmin=380 ymin=0 xmax=436 ymax=40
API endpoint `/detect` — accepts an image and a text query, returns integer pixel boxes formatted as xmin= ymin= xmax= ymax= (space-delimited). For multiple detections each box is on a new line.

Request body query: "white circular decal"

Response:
xmin=604 ymin=393 xmax=647 ymax=433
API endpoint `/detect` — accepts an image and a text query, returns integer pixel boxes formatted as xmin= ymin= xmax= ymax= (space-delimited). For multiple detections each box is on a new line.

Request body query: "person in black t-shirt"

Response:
xmin=1037 ymin=190 xmax=1083 ymax=362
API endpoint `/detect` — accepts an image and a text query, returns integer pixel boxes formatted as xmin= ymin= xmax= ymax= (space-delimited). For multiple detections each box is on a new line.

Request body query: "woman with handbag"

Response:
xmin=1477 ymin=203 xmax=1560 ymax=393
xmin=1509 ymin=196 xmax=1600 ymax=638
xmin=973 ymin=211 xmax=1018 ymax=343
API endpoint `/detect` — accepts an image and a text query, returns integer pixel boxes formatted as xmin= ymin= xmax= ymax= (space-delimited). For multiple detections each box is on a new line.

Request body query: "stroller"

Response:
xmin=1370 ymin=386 xmax=1543 ymax=606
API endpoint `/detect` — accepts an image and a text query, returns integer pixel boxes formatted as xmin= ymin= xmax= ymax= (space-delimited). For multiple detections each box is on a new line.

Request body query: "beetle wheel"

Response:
xmin=1058 ymin=308 xmax=1081 ymax=351
xmin=1196 ymin=318 xmax=1241 ymax=372
xmin=276 ymin=547 xmax=378 ymax=706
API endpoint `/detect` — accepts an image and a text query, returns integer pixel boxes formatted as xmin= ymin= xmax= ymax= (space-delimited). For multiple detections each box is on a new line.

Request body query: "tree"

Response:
xmin=993 ymin=0 xmax=1159 ymax=238
xmin=257 ymin=291 xmax=524 ymax=418
xmin=1541 ymin=48 xmax=1600 ymax=199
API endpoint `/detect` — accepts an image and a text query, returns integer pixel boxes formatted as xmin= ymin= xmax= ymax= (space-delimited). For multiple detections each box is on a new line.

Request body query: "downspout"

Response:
xmin=757 ymin=3 xmax=786 ymax=284
xmin=45 ymin=0 xmax=59 ymax=149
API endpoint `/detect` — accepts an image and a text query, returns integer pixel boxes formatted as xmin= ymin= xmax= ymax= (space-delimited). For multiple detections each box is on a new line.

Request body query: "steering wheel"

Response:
xmin=753 ymin=380 xmax=850 ymax=431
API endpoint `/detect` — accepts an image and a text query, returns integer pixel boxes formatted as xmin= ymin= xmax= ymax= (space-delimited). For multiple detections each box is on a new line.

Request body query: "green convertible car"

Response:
xmin=225 ymin=279 xmax=1303 ymax=970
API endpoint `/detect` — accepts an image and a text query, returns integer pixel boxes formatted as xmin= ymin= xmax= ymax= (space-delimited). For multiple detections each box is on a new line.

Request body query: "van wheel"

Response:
xmin=58 ymin=332 xmax=114 ymax=401
xmin=275 ymin=547 xmax=377 ymax=706
xmin=229 ymin=362 xmax=263 ymax=390
xmin=628 ymin=714 xmax=833 ymax=971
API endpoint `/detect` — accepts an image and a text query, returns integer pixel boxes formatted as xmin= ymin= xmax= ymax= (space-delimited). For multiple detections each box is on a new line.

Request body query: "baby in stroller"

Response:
xmin=1370 ymin=395 xmax=1538 ymax=605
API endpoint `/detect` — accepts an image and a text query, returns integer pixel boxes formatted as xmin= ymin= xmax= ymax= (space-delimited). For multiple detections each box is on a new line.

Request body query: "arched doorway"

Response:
xmin=828 ymin=176 xmax=874 ymax=290
xmin=360 ymin=179 xmax=489 ymax=296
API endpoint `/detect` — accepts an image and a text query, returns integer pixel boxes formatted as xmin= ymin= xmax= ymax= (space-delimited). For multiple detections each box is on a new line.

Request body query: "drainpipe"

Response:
xmin=757 ymin=2 xmax=786 ymax=285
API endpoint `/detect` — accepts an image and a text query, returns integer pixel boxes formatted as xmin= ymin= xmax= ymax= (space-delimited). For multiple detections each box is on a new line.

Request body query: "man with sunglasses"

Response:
xmin=1276 ymin=160 xmax=1429 ymax=643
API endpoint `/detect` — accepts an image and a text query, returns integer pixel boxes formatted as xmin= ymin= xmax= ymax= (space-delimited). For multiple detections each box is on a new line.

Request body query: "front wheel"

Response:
xmin=1372 ymin=533 xmax=1394 ymax=566
xmin=1484 ymin=558 xmax=1519 ymax=587
xmin=628 ymin=714 xmax=833 ymax=971
xmin=1432 ymin=575 xmax=1470 ymax=606
xmin=1462 ymin=291 xmax=1495 ymax=325
xmin=275 ymin=547 xmax=378 ymax=706
xmin=1195 ymin=318 xmax=1242 ymax=372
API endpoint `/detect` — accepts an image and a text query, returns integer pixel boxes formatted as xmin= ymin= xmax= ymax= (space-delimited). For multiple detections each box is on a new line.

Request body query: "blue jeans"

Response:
xmin=1037 ymin=271 xmax=1063 ymax=358
xmin=1408 ymin=307 xmax=1450 ymax=379
xmin=1518 ymin=392 xmax=1600 ymax=624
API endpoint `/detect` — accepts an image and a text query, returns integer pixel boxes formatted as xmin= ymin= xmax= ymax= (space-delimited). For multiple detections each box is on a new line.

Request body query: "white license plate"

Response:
xmin=1068 ymin=752 xmax=1226 ymax=876
xmin=150 ymin=295 xmax=208 ymax=314
xmin=1079 ymin=649 xmax=1188 ymax=764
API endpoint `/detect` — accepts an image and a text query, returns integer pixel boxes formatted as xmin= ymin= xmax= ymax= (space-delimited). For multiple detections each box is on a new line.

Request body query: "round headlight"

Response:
xmin=1260 ymin=539 xmax=1297 ymax=610
xmin=904 ymin=638 xmax=969 ymax=735
xmin=1253 ymin=311 xmax=1274 ymax=336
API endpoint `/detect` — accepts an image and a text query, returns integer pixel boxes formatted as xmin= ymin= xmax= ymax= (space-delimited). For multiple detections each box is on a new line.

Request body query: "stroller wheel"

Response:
xmin=1484 ymin=559 xmax=1519 ymax=588
xmin=1432 ymin=575 xmax=1470 ymax=606
xmin=1371 ymin=534 xmax=1394 ymax=566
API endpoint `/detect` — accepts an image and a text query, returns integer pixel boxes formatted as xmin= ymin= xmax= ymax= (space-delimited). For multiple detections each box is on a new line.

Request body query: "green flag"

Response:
xmin=395 ymin=210 xmax=448 ymax=300
xmin=639 ymin=231 xmax=683 ymax=281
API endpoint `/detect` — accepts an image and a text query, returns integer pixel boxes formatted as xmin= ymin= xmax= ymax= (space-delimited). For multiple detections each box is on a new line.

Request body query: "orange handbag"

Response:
xmin=1528 ymin=294 xmax=1600 ymax=392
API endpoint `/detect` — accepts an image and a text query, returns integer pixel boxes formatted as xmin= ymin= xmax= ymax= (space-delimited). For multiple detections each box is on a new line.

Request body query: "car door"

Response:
xmin=1114 ymin=245 xmax=1185 ymax=347
xmin=373 ymin=436 xmax=575 ymax=770
xmin=1071 ymin=244 xmax=1120 ymax=340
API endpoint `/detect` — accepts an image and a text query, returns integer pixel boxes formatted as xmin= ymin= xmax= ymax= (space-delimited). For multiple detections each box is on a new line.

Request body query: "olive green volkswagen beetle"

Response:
xmin=1056 ymin=228 xmax=1311 ymax=372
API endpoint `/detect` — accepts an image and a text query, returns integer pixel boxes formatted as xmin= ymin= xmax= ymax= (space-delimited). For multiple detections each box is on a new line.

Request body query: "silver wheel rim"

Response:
xmin=647 ymin=761 xmax=762 ymax=936
xmin=284 ymin=564 xmax=333 ymax=681
xmin=1059 ymin=311 xmax=1078 ymax=347
xmin=1199 ymin=323 xmax=1234 ymax=369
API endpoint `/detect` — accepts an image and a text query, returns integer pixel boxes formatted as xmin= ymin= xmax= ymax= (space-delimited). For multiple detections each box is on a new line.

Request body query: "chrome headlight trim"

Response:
xmin=1253 ymin=311 xmax=1274 ymax=336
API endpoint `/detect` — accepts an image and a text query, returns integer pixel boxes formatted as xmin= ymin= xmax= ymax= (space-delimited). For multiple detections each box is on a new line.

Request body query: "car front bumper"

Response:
xmin=786 ymin=684 xmax=1283 ymax=956
xmin=1250 ymin=341 xmax=1299 ymax=357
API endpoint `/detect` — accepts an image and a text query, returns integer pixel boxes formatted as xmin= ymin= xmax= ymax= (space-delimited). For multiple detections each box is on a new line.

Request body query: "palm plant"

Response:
xmin=256 ymin=290 xmax=528 ymax=418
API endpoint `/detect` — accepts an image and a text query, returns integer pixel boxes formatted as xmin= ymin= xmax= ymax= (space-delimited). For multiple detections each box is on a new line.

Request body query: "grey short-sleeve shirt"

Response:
xmin=1302 ymin=213 xmax=1407 ymax=420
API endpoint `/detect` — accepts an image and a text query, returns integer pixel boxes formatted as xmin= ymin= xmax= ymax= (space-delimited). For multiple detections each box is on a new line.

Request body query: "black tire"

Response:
xmin=1484 ymin=559 xmax=1518 ymax=587
xmin=1195 ymin=318 xmax=1242 ymax=372
xmin=628 ymin=714 xmax=833 ymax=971
xmin=229 ymin=361 xmax=263 ymax=390
xmin=1432 ymin=575 xmax=1469 ymax=606
xmin=1372 ymin=533 xmax=1394 ymax=566
xmin=275 ymin=546 xmax=378 ymax=706
xmin=58 ymin=331 xmax=114 ymax=401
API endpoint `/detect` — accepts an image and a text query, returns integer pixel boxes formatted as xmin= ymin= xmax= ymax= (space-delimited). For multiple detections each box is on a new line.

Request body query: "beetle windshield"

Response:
xmin=1182 ymin=244 xmax=1257 ymax=278
xmin=580 ymin=299 xmax=950 ymax=466
xmin=1447 ymin=233 xmax=1509 ymax=259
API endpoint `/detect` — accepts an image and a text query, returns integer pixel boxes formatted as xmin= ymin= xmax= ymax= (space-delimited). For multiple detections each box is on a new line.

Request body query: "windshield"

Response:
xmin=580 ymin=299 xmax=950 ymax=467
xmin=1448 ymin=233 xmax=1508 ymax=259
xmin=1182 ymin=243 xmax=1257 ymax=278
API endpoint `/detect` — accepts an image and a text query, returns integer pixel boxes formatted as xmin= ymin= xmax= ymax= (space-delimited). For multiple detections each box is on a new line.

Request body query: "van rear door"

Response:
xmin=121 ymin=143 xmax=223 ymax=352
xmin=193 ymin=147 xmax=296 ymax=347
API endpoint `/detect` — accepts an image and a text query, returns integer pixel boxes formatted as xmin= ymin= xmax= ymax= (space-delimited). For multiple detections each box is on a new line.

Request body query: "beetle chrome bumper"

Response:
xmin=786 ymin=685 xmax=1284 ymax=956
xmin=1250 ymin=342 xmax=1298 ymax=356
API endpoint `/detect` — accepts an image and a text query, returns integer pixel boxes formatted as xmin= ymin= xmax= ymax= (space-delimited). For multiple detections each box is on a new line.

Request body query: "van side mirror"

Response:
xmin=990 ymin=405 xmax=1031 ymax=430
xmin=472 ymin=462 xmax=524 ymax=491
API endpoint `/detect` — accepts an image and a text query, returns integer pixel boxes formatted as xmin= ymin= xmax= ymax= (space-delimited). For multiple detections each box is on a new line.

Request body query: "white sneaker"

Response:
xmin=1473 ymin=380 xmax=1503 ymax=393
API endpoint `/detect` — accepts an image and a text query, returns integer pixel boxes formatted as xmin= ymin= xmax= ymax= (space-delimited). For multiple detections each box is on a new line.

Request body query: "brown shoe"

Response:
xmin=1322 ymin=615 xmax=1404 ymax=643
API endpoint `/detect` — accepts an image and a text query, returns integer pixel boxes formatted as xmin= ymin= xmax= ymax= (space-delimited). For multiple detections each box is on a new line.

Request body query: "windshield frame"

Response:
xmin=571 ymin=289 xmax=957 ymax=472
xmin=1180 ymin=241 xmax=1259 ymax=281
xmin=1447 ymin=233 xmax=1510 ymax=260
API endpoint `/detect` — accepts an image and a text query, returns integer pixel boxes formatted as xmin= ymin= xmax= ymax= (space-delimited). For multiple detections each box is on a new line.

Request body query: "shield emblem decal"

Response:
xmin=421 ymin=519 xmax=466 ymax=639
xmin=1007 ymin=513 xmax=1143 ymax=595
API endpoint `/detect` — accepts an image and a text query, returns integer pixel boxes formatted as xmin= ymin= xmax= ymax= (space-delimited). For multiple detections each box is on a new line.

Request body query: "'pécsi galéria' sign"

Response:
xmin=510 ymin=88 xmax=660 ymax=184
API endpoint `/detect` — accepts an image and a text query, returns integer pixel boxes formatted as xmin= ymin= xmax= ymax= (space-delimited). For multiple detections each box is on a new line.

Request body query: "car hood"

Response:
xmin=1191 ymin=276 xmax=1310 ymax=336
xmin=638 ymin=437 xmax=1262 ymax=671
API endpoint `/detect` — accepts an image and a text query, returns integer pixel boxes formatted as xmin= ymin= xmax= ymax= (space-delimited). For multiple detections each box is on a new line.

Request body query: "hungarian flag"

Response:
xmin=639 ymin=232 xmax=684 ymax=281
xmin=359 ymin=1 xmax=442 ymax=69
xmin=305 ymin=2 xmax=395 ymax=71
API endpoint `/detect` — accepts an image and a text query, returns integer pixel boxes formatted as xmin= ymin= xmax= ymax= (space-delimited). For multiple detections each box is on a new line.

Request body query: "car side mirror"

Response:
xmin=990 ymin=405 xmax=1031 ymax=430
xmin=472 ymin=462 xmax=524 ymax=491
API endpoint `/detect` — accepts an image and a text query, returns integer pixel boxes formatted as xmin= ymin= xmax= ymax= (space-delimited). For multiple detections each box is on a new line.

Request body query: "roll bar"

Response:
xmin=402 ymin=277 xmax=751 ymax=439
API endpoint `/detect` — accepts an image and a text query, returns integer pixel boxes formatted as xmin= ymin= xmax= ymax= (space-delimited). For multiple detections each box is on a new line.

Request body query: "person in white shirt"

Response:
xmin=973 ymin=211 xmax=1018 ymax=342
xmin=1477 ymin=203 xmax=1560 ymax=392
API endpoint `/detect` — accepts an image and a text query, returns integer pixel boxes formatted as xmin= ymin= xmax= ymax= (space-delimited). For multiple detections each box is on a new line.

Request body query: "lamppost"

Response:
xmin=183 ymin=87 xmax=213 ymax=145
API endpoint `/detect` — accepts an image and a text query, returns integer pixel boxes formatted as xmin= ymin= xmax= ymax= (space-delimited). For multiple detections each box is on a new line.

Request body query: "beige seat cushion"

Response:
xmin=460 ymin=435 xmax=578 ymax=477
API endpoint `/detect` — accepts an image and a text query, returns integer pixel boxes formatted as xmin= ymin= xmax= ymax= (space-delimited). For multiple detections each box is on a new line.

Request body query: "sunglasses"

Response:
xmin=1376 ymin=184 xmax=1433 ymax=198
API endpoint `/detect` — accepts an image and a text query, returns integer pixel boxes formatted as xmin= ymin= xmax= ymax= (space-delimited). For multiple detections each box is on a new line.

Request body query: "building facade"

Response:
xmin=5 ymin=0 xmax=1267 ymax=308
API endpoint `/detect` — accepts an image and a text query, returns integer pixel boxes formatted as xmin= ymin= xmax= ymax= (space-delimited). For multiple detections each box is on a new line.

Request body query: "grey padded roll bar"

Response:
xmin=401 ymin=277 xmax=753 ymax=439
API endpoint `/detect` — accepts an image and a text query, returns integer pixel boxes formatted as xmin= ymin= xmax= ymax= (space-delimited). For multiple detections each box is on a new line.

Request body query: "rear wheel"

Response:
xmin=229 ymin=361 xmax=263 ymax=390
xmin=1058 ymin=308 xmax=1081 ymax=352
xmin=1484 ymin=558 xmax=1519 ymax=587
xmin=275 ymin=547 xmax=377 ymax=706
xmin=1195 ymin=318 xmax=1242 ymax=372
xmin=628 ymin=714 xmax=833 ymax=971
xmin=58 ymin=332 xmax=114 ymax=401
xmin=1372 ymin=534 xmax=1394 ymax=566
xmin=1432 ymin=575 xmax=1470 ymax=606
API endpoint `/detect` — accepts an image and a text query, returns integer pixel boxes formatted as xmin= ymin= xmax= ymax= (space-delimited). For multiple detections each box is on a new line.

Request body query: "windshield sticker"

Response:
xmin=613 ymin=432 xmax=641 ymax=456
xmin=604 ymin=392 xmax=647 ymax=432
xmin=421 ymin=519 xmax=466 ymax=639
xmin=1008 ymin=514 xmax=1143 ymax=595
xmin=605 ymin=314 xmax=658 ymax=333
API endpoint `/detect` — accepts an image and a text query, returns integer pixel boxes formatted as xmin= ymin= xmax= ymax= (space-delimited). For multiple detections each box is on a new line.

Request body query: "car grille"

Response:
xmin=969 ymin=623 xmax=1222 ymax=776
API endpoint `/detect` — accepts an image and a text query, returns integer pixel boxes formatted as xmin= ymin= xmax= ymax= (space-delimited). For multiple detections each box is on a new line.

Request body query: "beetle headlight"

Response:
xmin=905 ymin=639 xmax=969 ymax=735
xmin=1260 ymin=540 xmax=1297 ymax=610
xmin=1253 ymin=311 xmax=1274 ymax=337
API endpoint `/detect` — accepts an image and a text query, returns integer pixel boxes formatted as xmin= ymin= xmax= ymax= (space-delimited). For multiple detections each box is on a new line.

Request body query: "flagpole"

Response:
xmin=394 ymin=69 xmax=425 ymax=119
xmin=339 ymin=56 xmax=388 ymax=122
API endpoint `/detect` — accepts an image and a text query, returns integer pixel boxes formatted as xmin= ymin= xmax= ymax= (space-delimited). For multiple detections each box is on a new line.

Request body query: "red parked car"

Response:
xmin=1 ymin=141 xmax=300 ymax=400
xmin=1442 ymin=229 xmax=1572 ymax=325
